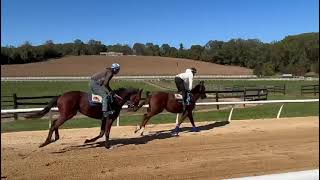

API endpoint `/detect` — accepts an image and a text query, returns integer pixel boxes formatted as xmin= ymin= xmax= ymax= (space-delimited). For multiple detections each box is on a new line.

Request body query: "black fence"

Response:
xmin=1 ymin=89 xmax=268 ymax=119
xmin=1 ymin=94 xmax=57 ymax=120
xmin=301 ymin=85 xmax=319 ymax=96
xmin=205 ymin=88 xmax=268 ymax=110
xmin=265 ymin=84 xmax=286 ymax=95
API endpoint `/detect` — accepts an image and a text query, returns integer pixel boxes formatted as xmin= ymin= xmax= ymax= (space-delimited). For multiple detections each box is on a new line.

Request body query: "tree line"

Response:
xmin=1 ymin=32 xmax=318 ymax=76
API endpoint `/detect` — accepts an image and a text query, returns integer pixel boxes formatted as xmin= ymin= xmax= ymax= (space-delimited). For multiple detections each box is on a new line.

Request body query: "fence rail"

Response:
xmin=1 ymin=94 xmax=58 ymax=120
xmin=1 ymin=89 xmax=267 ymax=119
xmin=301 ymin=84 xmax=319 ymax=96
xmin=1 ymin=99 xmax=318 ymax=127
xmin=2 ymin=76 xmax=319 ymax=81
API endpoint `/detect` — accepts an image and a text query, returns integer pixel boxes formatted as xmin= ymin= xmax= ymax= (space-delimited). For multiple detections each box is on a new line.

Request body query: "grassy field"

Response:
xmin=1 ymin=79 xmax=318 ymax=132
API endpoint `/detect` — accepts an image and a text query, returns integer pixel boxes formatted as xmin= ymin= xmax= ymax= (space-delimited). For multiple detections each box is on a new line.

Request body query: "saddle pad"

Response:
xmin=174 ymin=94 xmax=183 ymax=99
xmin=91 ymin=94 xmax=103 ymax=103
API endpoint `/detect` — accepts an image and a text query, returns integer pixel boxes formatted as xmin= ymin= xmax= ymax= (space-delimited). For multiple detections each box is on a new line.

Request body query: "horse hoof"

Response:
xmin=191 ymin=127 xmax=200 ymax=132
xmin=171 ymin=131 xmax=179 ymax=136
xmin=105 ymin=143 xmax=111 ymax=149
xmin=39 ymin=143 xmax=47 ymax=148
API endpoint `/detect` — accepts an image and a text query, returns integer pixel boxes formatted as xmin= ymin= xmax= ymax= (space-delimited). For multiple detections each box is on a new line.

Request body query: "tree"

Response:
xmin=160 ymin=44 xmax=171 ymax=56
xmin=133 ymin=43 xmax=145 ymax=55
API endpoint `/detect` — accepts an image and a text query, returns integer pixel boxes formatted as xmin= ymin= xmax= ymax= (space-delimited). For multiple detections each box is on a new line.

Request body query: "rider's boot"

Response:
xmin=106 ymin=95 xmax=114 ymax=115
xmin=182 ymin=100 xmax=186 ymax=112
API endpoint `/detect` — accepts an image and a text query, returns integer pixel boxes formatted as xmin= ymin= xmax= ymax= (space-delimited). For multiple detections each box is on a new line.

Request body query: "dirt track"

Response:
xmin=1 ymin=117 xmax=319 ymax=180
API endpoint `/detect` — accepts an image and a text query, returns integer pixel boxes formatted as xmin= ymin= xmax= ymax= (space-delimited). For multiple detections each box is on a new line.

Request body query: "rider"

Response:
xmin=89 ymin=63 xmax=120 ymax=119
xmin=174 ymin=67 xmax=197 ymax=111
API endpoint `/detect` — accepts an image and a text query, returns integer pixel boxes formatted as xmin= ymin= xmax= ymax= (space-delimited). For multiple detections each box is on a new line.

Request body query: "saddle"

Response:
xmin=88 ymin=93 xmax=121 ymax=106
xmin=174 ymin=92 xmax=193 ymax=105
xmin=89 ymin=93 xmax=103 ymax=104
xmin=174 ymin=93 xmax=183 ymax=100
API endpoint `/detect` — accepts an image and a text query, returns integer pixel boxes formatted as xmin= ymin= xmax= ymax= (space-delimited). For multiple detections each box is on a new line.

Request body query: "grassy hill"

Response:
xmin=1 ymin=55 xmax=253 ymax=77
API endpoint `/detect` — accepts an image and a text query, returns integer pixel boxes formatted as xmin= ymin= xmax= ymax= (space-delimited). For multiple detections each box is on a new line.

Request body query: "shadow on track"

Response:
xmin=52 ymin=121 xmax=230 ymax=153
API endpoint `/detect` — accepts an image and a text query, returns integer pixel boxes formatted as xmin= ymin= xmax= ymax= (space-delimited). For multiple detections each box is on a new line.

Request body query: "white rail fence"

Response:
xmin=2 ymin=76 xmax=319 ymax=81
xmin=1 ymin=99 xmax=318 ymax=127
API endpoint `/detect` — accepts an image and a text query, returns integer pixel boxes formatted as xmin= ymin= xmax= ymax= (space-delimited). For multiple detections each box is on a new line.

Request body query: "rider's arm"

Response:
xmin=103 ymin=71 xmax=114 ymax=92
xmin=188 ymin=74 xmax=193 ymax=90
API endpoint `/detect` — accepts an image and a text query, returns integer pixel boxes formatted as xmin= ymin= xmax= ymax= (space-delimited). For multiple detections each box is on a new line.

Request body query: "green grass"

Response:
xmin=1 ymin=79 xmax=318 ymax=133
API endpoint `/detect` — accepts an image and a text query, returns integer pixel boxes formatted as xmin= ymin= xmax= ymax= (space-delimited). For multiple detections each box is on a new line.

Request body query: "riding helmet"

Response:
xmin=190 ymin=67 xmax=197 ymax=74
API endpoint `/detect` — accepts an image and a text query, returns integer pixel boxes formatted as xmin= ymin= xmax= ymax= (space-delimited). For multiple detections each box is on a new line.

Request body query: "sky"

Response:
xmin=1 ymin=0 xmax=319 ymax=48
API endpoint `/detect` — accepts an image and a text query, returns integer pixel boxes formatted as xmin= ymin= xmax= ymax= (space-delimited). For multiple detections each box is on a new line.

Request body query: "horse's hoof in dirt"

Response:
xmin=39 ymin=144 xmax=45 ymax=148
xmin=191 ymin=127 xmax=200 ymax=132
xmin=171 ymin=130 xmax=179 ymax=136
xmin=39 ymin=143 xmax=48 ymax=148
xmin=134 ymin=125 xmax=140 ymax=134
xmin=105 ymin=143 xmax=111 ymax=149
xmin=174 ymin=126 xmax=181 ymax=132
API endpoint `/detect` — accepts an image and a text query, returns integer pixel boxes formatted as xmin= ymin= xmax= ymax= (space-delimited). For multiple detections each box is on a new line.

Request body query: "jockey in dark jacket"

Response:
xmin=89 ymin=63 xmax=120 ymax=118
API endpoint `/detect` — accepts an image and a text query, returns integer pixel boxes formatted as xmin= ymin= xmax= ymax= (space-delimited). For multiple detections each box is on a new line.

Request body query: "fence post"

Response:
xmin=13 ymin=93 xmax=18 ymax=120
xmin=314 ymin=85 xmax=316 ymax=96
xmin=176 ymin=114 xmax=179 ymax=124
xmin=48 ymin=110 xmax=53 ymax=129
xmin=215 ymin=92 xmax=219 ymax=110
xmin=243 ymin=88 xmax=246 ymax=107
xmin=283 ymin=84 xmax=286 ymax=95
xmin=227 ymin=105 xmax=234 ymax=122
xmin=116 ymin=115 xmax=120 ymax=127
xmin=301 ymin=86 xmax=303 ymax=96
xmin=277 ymin=104 xmax=285 ymax=119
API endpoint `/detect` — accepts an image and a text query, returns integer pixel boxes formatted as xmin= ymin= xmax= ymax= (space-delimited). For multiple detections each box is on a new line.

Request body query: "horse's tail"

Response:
xmin=25 ymin=96 xmax=60 ymax=119
xmin=133 ymin=91 xmax=151 ymax=112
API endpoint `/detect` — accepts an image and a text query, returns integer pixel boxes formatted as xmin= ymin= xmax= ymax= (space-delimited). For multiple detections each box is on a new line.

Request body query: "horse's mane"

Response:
xmin=114 ymin=87 xmax=139 ymax=94
xmin=191 ymin=83 xmax=201 ymax=93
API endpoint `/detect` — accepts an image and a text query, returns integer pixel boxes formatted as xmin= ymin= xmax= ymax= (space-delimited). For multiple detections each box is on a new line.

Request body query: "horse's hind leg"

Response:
xmin=84 ymin=119 xmax=106 ymax=143
xmin=134 ymin=113 xmax=151 ymax=135
xmin=39 ymin=116 xmax=69 ymax=148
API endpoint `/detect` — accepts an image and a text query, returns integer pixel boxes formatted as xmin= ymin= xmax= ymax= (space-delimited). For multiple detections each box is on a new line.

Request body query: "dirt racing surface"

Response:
xmin=1 ymin=117 xmax=319 ymax=180
xmin=1 ymin=55 xmax=252 ymax=77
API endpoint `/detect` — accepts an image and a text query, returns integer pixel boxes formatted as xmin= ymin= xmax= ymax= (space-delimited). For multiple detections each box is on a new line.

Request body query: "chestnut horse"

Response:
xmin=134 ymin=81 xmax=206 ymax=136
xmin=26 ymin=88 xmax=143 ymax=149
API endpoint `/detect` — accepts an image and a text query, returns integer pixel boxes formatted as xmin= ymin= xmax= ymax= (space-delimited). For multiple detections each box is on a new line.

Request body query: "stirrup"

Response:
xmin=102 ymin=111 xmax=109 ymax=118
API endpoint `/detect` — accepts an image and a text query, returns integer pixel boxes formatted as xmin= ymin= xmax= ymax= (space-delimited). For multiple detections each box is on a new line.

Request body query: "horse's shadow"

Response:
xmin=52 ymin=121 xmax=230 ymax=153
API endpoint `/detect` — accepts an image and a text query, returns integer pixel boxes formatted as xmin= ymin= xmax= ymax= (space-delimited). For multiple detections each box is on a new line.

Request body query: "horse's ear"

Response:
xmin=200 ymin=81 xmax=204 ymax=85
xmin=139 ymin=88 xmax=143 ymax=95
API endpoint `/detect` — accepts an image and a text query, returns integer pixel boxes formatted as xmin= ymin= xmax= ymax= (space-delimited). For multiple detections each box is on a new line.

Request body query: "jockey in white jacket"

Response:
xmin=174 ymin=68 xmax=197 ymax=111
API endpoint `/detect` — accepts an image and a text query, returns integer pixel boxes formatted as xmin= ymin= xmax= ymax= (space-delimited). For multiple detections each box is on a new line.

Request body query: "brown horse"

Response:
xmin=26 ymin=88 xmax=143 ymax=149
xmin=134 ymin=81 xmax=206 ymax=136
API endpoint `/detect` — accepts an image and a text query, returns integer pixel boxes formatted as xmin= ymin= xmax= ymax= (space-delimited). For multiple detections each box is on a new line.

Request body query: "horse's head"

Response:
xmin=115 ymin=88 xmax=143 ymax=109
xmin=191 ymin=81 xmax=207 ymax=99
xmin=127 ymin=88 xmax=143 ymax=109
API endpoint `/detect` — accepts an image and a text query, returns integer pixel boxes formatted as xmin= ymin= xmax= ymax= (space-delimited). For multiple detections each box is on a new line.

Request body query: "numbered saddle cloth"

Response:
xmin=174 ymin=93 xmax=183 ymax=100
xmin=89 ymin=93 xmax=103 ymax=104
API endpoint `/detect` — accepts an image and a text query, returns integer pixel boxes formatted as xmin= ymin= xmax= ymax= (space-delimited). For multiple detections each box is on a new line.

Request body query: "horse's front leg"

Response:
xmin=172 ymin=111 xmax=189 ymax=136
xmin=84 ymin=119 xmax=106 ymax=143
xmin=187 ymin=111 xmax=199 ymax=132
xmin=104 ymin=117 xmax=113 ymax=149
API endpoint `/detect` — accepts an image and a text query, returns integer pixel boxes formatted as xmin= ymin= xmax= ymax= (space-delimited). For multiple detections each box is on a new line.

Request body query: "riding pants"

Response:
xmin=174 ymin=77 xmax=188 ymax=104
xmin=89 ymin=80 xmax=112 ymax=117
